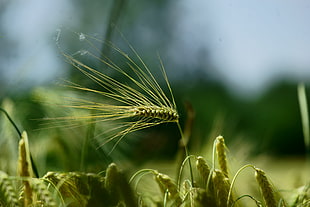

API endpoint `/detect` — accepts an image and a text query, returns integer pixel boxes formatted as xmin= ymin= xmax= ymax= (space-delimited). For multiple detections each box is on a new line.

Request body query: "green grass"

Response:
xmin=0 ymin=124 xmax=309 ymax=206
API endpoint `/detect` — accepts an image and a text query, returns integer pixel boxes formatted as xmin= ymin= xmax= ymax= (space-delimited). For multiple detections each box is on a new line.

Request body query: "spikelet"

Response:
xmin=196 ymin=156 xmax=210 ymax=185
xmin=30 ymin=178 xmax=57 ymax=207
xmin=105 ymin=163 xmax=136 ymax=207
xmin=182 ymin=180 xmax=215 ymax=207
xmin=254 ymin=167 xmax=277 ymax=207
xmin=48 ymin=31 xmax=179 ymax=151
xmin=212 ymin=169 xmax=233 ymax=207
xmin=181 ymin=180 xmax=192 ymax=205
xmin=154 ymin=171 xmax=182 ymax=206
xmin=189 ymin=187 xmax=209 ymax=207
xmin=105 ymin=163 xmax=121 ymax=205
xmin=0 ymin=171 xmax=20 ymax=206
xmin=195 ymin=156 xmax=218 ymax=205
xmin=216 ymin=136 xmax=229 ymax=178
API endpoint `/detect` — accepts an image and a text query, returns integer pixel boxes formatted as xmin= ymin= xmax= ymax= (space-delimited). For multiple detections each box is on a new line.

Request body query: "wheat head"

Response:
xmin=212 ymin=169 xmax=233 ymax=207
xmin=255 ymin=167 xmax=277 ymax=207
xmin=0 ymin=171 xmax=20 ymax=207
xmin=47 ymin=31 xmax=179 ymax=152
xmin=216 ymin=136 xmax=229 ymax=178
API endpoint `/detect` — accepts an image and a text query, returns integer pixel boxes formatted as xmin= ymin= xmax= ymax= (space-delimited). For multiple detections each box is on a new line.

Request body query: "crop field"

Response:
xmin=0 ymin=30 xmax=309 ymax=207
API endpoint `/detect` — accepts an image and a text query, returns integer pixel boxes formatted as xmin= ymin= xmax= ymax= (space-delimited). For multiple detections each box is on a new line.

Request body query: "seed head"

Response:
xmin=255 ymin=167 xmax=277 ymax=207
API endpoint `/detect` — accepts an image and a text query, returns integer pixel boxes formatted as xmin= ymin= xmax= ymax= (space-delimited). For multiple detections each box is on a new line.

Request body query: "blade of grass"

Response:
xmin=0 ymin=107 xmax=21 ymax=137
xmin=0 ymin=107 xmax=39 ymax=178
xmin=297 ymin=83 xmax=310 ymax=155
xmin=101 ymin=0 xmax=126 ymax=65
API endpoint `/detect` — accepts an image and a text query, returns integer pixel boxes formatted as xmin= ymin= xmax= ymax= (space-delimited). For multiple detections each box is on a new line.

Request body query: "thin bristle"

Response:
xmin=62 ymin=56 xmax=179 ymax=124
xmin=255 ymin=167 xmax=277 ymax=207
xmin=43 ymin=172 xmax=88 ymax=206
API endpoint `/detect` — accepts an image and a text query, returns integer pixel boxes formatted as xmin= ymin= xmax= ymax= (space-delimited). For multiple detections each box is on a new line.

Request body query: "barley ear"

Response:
xmin=212 ymin=169 xmax=233 ymax=207
xmin=216 ymin=136 xmax=229 ymax=178
xmin=154 ymin=172 xmax=182 ymax=206
xmin=0 ymin=171 xmax=20 ymax=206
xmin=196 ymin=156 xmax=210 ymax=185
xmin=105 ymin=163 xmax=136 ymax=207
xmin=18 ymin=131 xmax=34 ymax=206
xmin=254 ymin=167 xmax=277 ymax=207
xmin=43 ymin=172 xmax=74 ymax=205
xmin=43 ymin=172 xmax=107 ymax=206
xmin=30 ymin=179 xmax=57 ymax=207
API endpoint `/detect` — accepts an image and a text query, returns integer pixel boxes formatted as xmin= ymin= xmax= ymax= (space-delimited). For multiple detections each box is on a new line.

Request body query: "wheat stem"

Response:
xmin=0 ymin=107 xmax=21 ymax=137
xmin=177 ymin=122 xmax=194 ymax=187
xmin=18 ymin=131 xmax=34 ymax=206
xmin=232 ymin=194 xmax=262 ymax=207
xmin=227 ymin=164 xmax=255 ymax=206
xmin=298 ymin=83 xmax=310 ymax=160
xmin=0 ymin=108 xmax=39 ymax=178
xmin=129 ymin=169 xmax=156 ymax=192
xmin=177 ymin=154 xmax=195 ymax=193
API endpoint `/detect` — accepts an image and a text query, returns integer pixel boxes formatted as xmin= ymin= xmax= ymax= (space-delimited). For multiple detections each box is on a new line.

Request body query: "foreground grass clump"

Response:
xmin=0 ymin=131 xmax=309 ymax=206
xmin=130 ymin=136 xmax=308 ymax=207
xmin=0 ymin=129 xmax=136 ymax=206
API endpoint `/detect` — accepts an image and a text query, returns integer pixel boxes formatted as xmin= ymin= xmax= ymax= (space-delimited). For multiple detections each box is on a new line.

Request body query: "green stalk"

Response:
xmin=0 ymin=107 xmax=21 ymax=137
xmin=177 ymin=122 xmax=194 ymax=187
xmin=0 ymin=107 xmax=39 ymax=178
xmin=297 ymin=84 xmax=310 ymax=159
xmin=101 ymin=0 xmax=126 ymax=62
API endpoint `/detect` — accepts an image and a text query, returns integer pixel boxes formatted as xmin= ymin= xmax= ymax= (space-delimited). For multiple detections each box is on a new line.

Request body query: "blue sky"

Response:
xmin=1 ymin=0 xmax=76 ymax=90
xmin=172 ymin=0 xmax=310 ymax=95
xmin=1 ymin=0 xmax=310 ymax=96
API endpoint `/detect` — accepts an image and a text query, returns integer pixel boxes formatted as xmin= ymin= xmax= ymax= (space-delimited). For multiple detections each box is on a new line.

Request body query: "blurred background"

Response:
xmin=0 ymin=0 xmax=310 ymax=174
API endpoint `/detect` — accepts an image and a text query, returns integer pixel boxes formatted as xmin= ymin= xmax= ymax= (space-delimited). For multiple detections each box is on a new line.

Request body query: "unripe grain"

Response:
xmin=0 ymin=172 xmax=20 ymax=207
xmin=212 ymin=169 xmax=233 ymax=207
xmin=154 ymin=172 xmax=182 ymax=206
xmin=196 ymin=156 xmax=210 ymax=185
xmin=255 ymin=167 xmax=277 ymax=207
xmin=216 ymin=136 xmax=229 ymax=178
